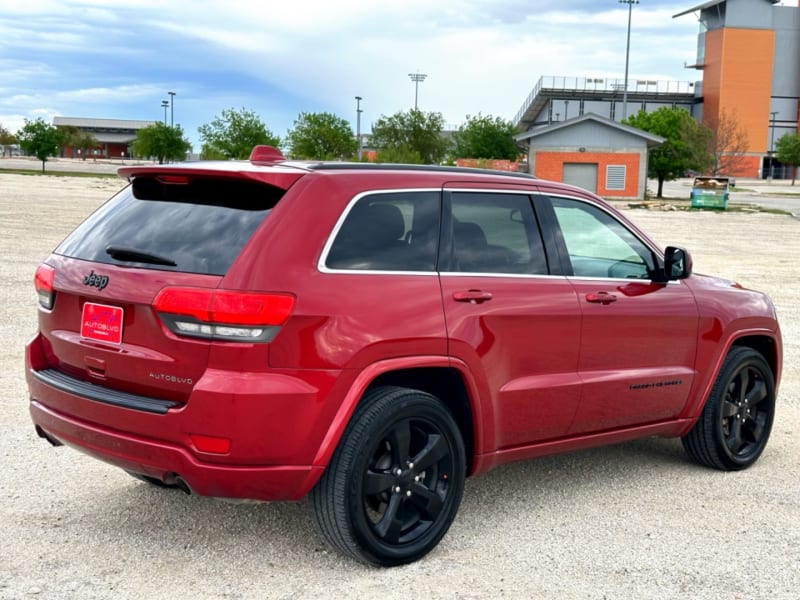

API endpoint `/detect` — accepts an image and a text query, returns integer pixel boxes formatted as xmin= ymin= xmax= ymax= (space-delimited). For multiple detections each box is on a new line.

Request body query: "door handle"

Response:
xmin=453 ymin=290 xmax=493 ymax=304
xmin=585 ymin=292 xmax=618 ymax=305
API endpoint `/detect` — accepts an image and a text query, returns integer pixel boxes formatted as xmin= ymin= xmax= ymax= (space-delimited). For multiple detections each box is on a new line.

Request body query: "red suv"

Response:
xmin=26 ymin=146 xmax=782 ymax=566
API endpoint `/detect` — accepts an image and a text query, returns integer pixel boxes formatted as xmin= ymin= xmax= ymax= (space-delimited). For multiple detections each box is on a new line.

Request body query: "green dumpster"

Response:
xmin=690 ymin=176 xmax=730 ymax=210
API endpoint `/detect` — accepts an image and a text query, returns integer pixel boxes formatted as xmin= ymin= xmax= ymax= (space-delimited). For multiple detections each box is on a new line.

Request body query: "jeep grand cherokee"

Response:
xmin=26 ymin=146 xmax=782 ymax=566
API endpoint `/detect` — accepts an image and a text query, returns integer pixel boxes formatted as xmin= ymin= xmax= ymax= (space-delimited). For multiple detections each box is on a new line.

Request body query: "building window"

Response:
xmin=606 ymin=165 xmax=626 ymax=191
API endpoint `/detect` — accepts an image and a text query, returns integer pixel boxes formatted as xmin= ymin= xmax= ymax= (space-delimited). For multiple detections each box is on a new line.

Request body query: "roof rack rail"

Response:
xmin=302 ymin=162 xmax=536 ymax=179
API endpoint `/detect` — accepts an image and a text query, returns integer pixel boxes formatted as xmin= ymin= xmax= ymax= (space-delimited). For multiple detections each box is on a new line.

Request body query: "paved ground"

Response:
xmin=1 ymin=172 xmax=798 ymax=599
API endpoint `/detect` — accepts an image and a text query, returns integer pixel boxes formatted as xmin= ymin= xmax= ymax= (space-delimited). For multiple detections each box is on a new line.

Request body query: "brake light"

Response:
xmin=153 ymin=287 xmax=294 ymax=342
xmin=34 ymin=264 xmax=55 ymax=310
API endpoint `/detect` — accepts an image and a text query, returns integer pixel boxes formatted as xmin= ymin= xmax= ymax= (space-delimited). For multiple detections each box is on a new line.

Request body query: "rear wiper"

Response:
xmin=106 ymin=245 xmax=177 ymax=266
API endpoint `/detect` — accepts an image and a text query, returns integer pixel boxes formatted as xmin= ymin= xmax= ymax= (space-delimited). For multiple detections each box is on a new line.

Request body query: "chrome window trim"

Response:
xmin=317 ymin=188 xmax=441 ymax=275
xmin=440 ymin=271 xmax=566 ymax=280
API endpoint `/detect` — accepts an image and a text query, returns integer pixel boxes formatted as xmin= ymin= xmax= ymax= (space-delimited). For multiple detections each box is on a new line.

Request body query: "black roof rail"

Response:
xmin=299 ymin=162 xmax=536 ymax=179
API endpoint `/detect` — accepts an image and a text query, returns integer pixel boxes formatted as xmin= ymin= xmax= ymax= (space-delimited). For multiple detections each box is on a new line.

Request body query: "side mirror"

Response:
xmin=664 ymin=246 xmax=692 ymax=280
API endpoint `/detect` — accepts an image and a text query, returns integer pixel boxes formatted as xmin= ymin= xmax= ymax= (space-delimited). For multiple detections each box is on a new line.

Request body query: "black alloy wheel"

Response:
xmin=682 ymin=347 xmax=776 ymax=470
xmin=312 ymin=386 xmax=466 ymax=566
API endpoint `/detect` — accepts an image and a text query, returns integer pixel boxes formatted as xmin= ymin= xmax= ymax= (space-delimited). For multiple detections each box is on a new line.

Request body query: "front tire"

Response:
xmin=682 ymin=347 xmax=776 ymax=470
xmin=311 ymin=386 xmax=466 ymax=566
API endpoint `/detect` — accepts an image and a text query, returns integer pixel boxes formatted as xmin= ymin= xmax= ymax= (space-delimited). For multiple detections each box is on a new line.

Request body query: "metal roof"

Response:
xmin=53 ymin=117 xmax=156 ymax=130
xmin=514 ymin=113 xmax=665 ymax=148
xmin=673 ymin=0 xmax=778 ymax=19
xmin=92 ymin=132 xmax=139 ymax=143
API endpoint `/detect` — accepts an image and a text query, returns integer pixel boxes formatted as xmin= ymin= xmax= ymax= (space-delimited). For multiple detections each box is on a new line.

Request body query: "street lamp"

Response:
xmin=564 ymin=100 xmax=570 ymax=120
xmin=620 ymin=0 xmax=639 ymax=120
xmin=408 ymin=71 xmax=428 ymax=110
xmin=769 ymin=110 xmax=778 ymax=181
xmin=168 ymin=91 xmax=176 ymax=126
xmin=161 ymin=100 xmax=169 ymax=124
xmin=355 ymin=96 xmax=363 ymax=160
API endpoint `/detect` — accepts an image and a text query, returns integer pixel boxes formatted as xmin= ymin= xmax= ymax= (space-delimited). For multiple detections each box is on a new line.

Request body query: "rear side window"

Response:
xmin=56 ymin=177 xmax=284 ymax=275
xmin=325 ymin=191 xmax=440 ymax=272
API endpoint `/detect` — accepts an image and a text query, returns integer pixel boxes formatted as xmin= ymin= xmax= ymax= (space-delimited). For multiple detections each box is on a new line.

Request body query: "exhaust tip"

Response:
xmin=35 ymin=425 xmax=63 ymax=447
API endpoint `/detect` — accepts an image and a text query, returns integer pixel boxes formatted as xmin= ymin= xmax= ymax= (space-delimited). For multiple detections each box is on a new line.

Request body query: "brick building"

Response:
xmin=515 ymin=114 xmax=664 ymax=199
xmin=53 ymin=117 xmax=155 ymax=159
xmin=674 ymin=0 xmax=800 ymax=178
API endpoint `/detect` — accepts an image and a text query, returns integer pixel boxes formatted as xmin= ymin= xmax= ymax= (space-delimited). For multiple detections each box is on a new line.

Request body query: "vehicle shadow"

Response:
xmin=62 ymin=436 xmax=704 ymax=576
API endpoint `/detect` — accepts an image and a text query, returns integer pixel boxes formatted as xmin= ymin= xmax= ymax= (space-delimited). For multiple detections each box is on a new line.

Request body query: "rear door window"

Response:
xmin=56 ymin=177 xmax=284 ymax=275
xmin=444 ymin=192 xmax=548 ymax=275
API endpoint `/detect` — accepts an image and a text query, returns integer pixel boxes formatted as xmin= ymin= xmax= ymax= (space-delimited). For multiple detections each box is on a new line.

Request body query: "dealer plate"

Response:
xmin=81 ymin=302 xmax=124 ymax=345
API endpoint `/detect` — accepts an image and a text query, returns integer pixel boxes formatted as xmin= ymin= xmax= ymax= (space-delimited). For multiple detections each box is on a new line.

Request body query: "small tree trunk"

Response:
xmin=41 ymin=160 xmax=46 ymax=174
xmin=657 ymin=176 xmax=665 ymax=198
xmin=793 ymin=165 xmax=797 ymax=186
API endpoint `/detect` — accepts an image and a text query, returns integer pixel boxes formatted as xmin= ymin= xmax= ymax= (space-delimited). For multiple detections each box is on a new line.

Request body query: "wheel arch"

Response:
xmin=310 ymin=357 xmax=485 ymax=482
xmin=680 ymin=329 xmax=782 ymax=435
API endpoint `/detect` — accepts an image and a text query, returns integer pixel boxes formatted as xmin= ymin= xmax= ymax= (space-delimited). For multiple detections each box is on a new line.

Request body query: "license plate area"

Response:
xmin=81 ymin=302 xmax=124 ymax=345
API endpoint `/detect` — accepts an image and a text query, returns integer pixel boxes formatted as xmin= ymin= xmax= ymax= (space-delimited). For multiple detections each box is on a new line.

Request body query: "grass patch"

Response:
xmin=0 ymin=167 xmax=118 ymax=179
xmin=761 ymin=191 xmax=800 ymax=197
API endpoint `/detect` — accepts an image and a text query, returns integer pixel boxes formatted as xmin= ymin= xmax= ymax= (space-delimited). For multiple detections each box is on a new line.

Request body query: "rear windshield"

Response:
xmin=56 ymin=177 xmax=284 ymax=275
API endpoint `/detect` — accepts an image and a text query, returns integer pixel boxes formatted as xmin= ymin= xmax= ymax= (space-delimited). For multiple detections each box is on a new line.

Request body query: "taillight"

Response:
xmin=34 ymin=264 xmax=55 ymax=310
xmin=152 ymin=287 xmax=295 ymax=342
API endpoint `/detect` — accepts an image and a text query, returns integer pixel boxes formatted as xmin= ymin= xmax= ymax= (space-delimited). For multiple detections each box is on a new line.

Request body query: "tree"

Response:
xmin=198 ymin=108 xmax=280 ymax=160
xmin=775 ymin=133 xmax=800 ymax=185
xmin=286 ymin=112 xmax=357 ymax=160
xmin=131 ymin=122 xmax=191 ymax=164
xmin=75 ymin=132 xmax=99 ymax=160
xmin=16 ymin=118 xmax=63 ymax=173
xmin=57 ymin=125 xmax=98 ymax=160
xmin=0 ymin=124 xmax=16 ymax=157
xmin=452 ymin=113 xmax=519 ymax=160
xmin=704 ymin=109 xmax=749 ymax=176
xmin=371 ymin=109 xmax=449 ymax=165
xmin=623 ymin=107 xmax=713 ymax=198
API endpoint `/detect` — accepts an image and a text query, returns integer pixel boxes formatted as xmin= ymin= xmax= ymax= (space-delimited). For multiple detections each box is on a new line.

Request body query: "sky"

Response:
xmin=1 ymin=0 xmax=797 ymax=151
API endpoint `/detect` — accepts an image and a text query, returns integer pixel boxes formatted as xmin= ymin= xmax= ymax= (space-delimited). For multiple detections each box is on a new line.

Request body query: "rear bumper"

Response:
xmin=30 ymin=400 xmax=322 ymax=501
xmin=25 ymin=331 xmax=346 ymax=501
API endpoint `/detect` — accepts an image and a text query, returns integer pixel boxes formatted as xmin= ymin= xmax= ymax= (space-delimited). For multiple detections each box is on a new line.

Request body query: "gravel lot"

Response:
xmin=1 ymin=172 xmax=798 ymax=599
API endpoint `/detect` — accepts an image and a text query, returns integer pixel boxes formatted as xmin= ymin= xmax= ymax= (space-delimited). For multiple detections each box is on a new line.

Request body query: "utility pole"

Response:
xmin=620 ymin=0 xmax=639 ymax=120
xmin=769 ymin=111 xmax=778 ymax=181
xmin=408 ymin=72 xmax=428 ymax=110
xmin=355 ymin=96 xmax=363 ymax=160
xmin=168 ymin=91 xmax=176 ymax=126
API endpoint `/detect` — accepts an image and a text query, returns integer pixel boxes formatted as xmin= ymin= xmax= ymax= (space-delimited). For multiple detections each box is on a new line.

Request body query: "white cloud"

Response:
xmin=2 ymin=0 xmax=792 ymax=147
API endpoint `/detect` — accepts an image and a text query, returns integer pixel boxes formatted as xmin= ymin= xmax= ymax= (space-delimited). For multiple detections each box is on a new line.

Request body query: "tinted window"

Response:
xmin=550 ymin=196 xmax=655 ymax=279
xmin=326 ymin=191 xmax=440 ymax=271
xmin=56 ymin=177 xmax=283 ymax=275
xmin=447 ymin=192 xmax=547 ymax=274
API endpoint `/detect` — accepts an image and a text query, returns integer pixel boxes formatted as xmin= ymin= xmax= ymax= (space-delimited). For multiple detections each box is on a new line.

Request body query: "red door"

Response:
xmin=543 ymin=194 xmax=699 ymax=433
xmin=439 ymin=190 xmax=583 ymax=447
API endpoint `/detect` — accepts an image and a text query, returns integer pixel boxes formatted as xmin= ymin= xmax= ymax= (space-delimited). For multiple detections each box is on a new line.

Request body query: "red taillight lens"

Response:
xmin=152 ymin=287 xmax=295 ymax=342
xmin=189 ymin=433 xmax=231 ymax=454
xmin=34 ymin=264 xmax=55 ymax=310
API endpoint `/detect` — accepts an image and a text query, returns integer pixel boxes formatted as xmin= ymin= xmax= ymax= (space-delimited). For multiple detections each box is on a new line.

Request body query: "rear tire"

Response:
xmin=682 ymin=347 xmax=775 ymax=470
xmin=311 ymin=386 xmax=466 ymax=566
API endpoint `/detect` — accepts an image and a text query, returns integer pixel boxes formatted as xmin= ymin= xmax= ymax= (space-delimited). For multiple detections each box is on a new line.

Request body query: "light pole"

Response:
xmin=620 ymin=0 xmax=639 ymax=120
xmin=564 ymin=100 xmax=570 ymax=120
xmin=769 ymin=110 xmax=778 ymax=181
xmin=161 ymin=100 xmax=169 ymax=124
xmin=408 ymin=72 xmax=428 ymax=110
xmin=355 ymin=96 xmax=363 ymax=160
xmin=168 ymin=91 xmax=176 ymax=126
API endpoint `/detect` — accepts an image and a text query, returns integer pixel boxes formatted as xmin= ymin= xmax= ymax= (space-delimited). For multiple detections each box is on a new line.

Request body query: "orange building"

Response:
xmin=675 ymin=0 xmax=800 ymax=178
xmin=515 ymin=114 xmax=664 ymax=199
